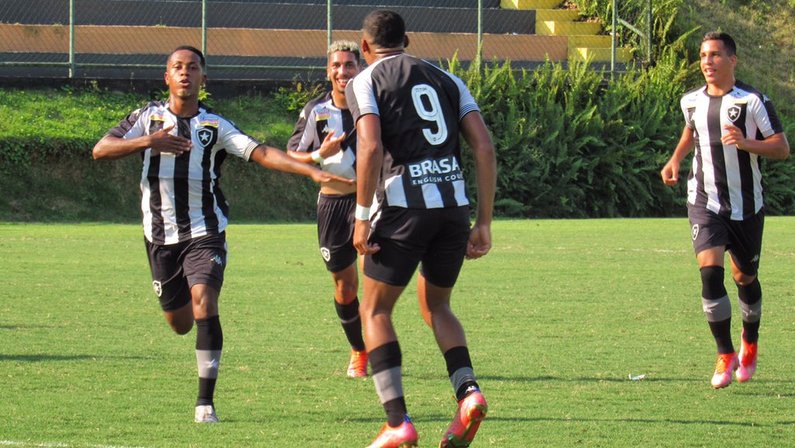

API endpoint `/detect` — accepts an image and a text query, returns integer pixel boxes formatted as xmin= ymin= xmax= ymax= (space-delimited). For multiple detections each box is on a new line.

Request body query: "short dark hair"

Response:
xmin=362 ymin=9 xmax=406 ymax=49
xmin=702 ymin=32 xmax=736 ymax=56
xmin=169 ymin=45 xmax=206 ymax=71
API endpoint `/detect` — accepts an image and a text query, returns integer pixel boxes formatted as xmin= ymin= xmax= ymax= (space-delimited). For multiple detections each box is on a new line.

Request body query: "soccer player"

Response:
xmin=661 ymin=32 xmax=790 ymax=389
xmin=345 ymin=10 xmax=497 ymax=447
xmin=92 ymin=45 xmax=352 ymax=422
xmin=285 ymin=40 xmax=368 ymax=378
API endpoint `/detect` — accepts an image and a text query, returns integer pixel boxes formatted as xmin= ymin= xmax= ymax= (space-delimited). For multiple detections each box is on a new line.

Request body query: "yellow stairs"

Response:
xmin=501 ymin=0 xmax=632 ymax=63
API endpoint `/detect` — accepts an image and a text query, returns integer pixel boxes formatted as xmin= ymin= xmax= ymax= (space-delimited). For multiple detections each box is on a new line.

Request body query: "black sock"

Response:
xmin=444 ymin=346 xmax=479 ymax=401
xmin=196 ymin=315 xmax=223 ymax=407
xmin=370 ymin=341 xmax=406 ymax=427
xmin=708 ymin=319 xmax=734 ymax=354
xmin=384 ymin=397 xmax=408 ymax=427
xmin=738 ymin=278 xmax=762 ymax=343
xmin=197 ymin=378 xmax=217 ymax=407
xmin=742 ymin=320 xmax=761 ymax=344
xmin=335 ymin=298 xmax=365 ymax=351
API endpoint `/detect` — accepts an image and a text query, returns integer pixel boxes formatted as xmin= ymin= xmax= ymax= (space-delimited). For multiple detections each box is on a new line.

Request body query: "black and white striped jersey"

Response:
xmin=682 ymin=81 xmax=784 ymax=220
xmin=287 ymin=91 xmax=357 ymax=180
xmin=108 ymin=100 xmax=260 ymax=245
xmin=346 ymin=53 xmax=480 ymax=209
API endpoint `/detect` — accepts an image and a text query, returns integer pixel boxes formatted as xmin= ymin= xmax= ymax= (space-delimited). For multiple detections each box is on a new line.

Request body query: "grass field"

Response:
xmin=2 ymin=219 xmax=795 ymax=447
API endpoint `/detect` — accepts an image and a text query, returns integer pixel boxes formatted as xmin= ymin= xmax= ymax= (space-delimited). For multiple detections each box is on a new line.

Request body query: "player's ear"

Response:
xmin=404 ymin=35 xmax=410 ymax=49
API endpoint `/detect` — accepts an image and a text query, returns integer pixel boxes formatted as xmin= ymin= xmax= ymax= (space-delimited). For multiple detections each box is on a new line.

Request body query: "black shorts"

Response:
xmin=317 ymin=193 xmax=357 ymax=273
xmin=145 ymin=232 xmax=227 ymax=311
xmin=688 ymin=205 xmax=764 ymax=276
xmin=365 ymin=206 xmax=470 ymax=288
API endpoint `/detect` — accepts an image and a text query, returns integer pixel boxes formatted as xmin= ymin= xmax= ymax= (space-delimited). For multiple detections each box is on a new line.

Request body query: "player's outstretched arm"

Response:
xmin=287 ymin=130 xmax=347 ymax=164
xmin=250 ymin=144 xmax=353 ymax=184
xmin=93 ymin=125 xmax=191 ymax=160
xmin=460 ymin=111 xmax=496 ymax=260
xmin=661 ymin=126 xmax=695 ymax=186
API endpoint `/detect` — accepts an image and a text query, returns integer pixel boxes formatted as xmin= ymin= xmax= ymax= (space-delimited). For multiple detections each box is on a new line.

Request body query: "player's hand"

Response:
xmin=317 ymin=130 xmax=346 ymax=159
xmin=353 ymin=219 xmax=380 ymax=255
xmin=309 ymin=168 xmax=354 ymax=185
xmin=721 ymin=124 xmax=747 ymax=149
xmin=148 ymin=125 xmax=192 ymax=156
xmin=660 ymin=159 xmax=679 ymax=186
xmin=466 ymin=222 xmax=492 ymax=259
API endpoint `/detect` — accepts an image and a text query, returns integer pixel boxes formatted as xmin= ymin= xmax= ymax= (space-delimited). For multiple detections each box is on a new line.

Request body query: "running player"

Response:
xmin=661 ymin=32 xmax=790 ymax=389
xmin=92 ymin=46 xmax=352 ymax=422
xmin=345 ymin=10 xmax=497 ymax=447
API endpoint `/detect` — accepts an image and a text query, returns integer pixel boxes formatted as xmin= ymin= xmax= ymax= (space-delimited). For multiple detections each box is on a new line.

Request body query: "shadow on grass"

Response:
xmin=0 ymin=354 xmax=153 ymax=362
xmin=489 ymin=416 xmax=766 ymax=427
xmin=339 ymin=413 xmax=769 ymax=426
xmin=475 ymin=374 xmax=795 ymax=385
xmin=0 ymin=324 xmax=57 ymax=330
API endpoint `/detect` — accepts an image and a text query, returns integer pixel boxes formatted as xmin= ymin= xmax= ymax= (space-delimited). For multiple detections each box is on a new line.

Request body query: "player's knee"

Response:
xmin=335 ymin=282 xmax=358 ymax=302
xmin=165 ymin=310 xmax=194 ymax=335
xmin=425 ymin=299 xmax=452 ymax=315
xmin=700 ymin=265 xmax=727 ymax=300
xmin=732 ymin=271 xmax=757 ymax=287
xmin=171 ymin=321 xmax=193 ymax=335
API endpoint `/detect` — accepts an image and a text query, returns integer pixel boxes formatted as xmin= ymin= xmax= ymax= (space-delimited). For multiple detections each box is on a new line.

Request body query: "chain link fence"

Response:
xmin=0 ymin=0 xmax=587 ymax=83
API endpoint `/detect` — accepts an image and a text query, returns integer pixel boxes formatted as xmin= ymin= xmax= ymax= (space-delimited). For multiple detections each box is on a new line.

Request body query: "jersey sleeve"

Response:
xmin=680 ymin=94 xmax=696 ymax=130
xmin=346 ymin=70 xmax=379 ymax=123
xmin=750 ymin=94 xmax=784 ymax=138
xmin=218 ymin=118 xmax=261 ymax=161
xmin=447 ymin=72 xmax=480 ymax=120
xmin=107 ymin=106 xmax=147 ymax=139
xmin=286 ymin=103 xmax=311 ymax=151
xmin=295 ymin=107 xmax=319 ymax=152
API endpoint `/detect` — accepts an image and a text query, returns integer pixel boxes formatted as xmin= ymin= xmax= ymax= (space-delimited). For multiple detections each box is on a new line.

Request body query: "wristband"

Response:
xmin=355 ymin=204 xmax=371 ymax=221
xmin=310 ymin=150 xmax=324 ymax=164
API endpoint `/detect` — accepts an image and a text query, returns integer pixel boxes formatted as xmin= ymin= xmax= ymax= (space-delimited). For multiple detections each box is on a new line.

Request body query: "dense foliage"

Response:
xmin=450 ymin=49 xmax=687 ymax=218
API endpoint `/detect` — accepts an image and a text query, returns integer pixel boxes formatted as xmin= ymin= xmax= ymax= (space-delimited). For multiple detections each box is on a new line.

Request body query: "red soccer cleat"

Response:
xmin=440 ymin=389 xmax=488 ymax=447
xmin=347 ymin=349 xmax=368 ymax=378
xmin=711 ymin=353 xmax=738 ymax=389
xmin=367 ymin=415 xmax=418 ymax=448
xmin=736 ymin=331 xmax=758 ymax=383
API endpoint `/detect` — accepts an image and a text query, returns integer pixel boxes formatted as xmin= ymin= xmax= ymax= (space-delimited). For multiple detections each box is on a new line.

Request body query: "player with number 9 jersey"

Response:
xmin=346 ymin=52 xmax=479 ymax=210
xmin=344 ymin=10 xmax=496 ymax=448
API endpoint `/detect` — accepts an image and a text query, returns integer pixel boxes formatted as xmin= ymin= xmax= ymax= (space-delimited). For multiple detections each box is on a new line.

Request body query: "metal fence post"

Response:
xmin=647 ymin=0 xmax=653 ymax=65
xmin=611 ymin=0 xmax=617 ymax=77
xmin=202 ymin=0 xmax=208 ymax=58
xmin=327 ymin=0 xmax=332 ymax=48
xmin=69 ymin=0 xmax=75 ymax=78
xmin=477 ymin=0 xmax=483 ymax=72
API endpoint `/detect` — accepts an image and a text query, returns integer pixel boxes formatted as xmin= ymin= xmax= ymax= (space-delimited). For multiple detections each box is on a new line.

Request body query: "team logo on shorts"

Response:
xmin=152 ymin=280 xmax=162 ymax=297
xmin=727 ymin=105 xmax=741 ymax=122
xmin=320 ymin=247 xmax=331 ymax=262
xmin=210 ymin=254 xmax=224 ymax=266
xmin=691 ymin=224 xmax=699 ymax=241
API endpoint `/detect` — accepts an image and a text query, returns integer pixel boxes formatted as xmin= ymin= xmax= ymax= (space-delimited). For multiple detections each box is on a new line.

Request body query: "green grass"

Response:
xmin=2 ymin=219 xmax=795 ymax=447
xmin=0 ymin=87 xmax=296 ymax=148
